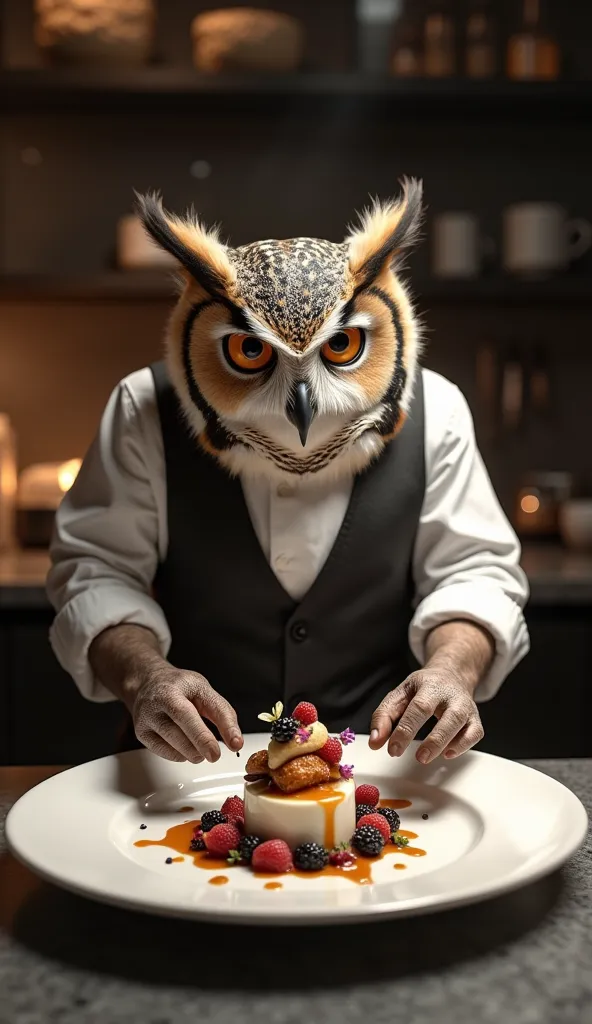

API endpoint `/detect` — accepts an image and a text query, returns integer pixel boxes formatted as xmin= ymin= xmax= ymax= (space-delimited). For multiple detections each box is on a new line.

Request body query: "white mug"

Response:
xmin=432 ymin=212 xmax=484 ymax=279
xmin=503 ymin=203 xmax=592 ymax=277
xmin=116 ymin=214 xmax=177 ymax=269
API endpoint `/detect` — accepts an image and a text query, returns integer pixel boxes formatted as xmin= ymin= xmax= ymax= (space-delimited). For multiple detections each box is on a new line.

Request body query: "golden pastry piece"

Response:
xmin=246 ymin=749 xmax=270 ymax=775
xmin=267 ymin=720 xmax=329 ymax=770
xmin=270 ymin=754 xmax=331 ymax=793
xmin=328 ymin=764 xmax=341 ymax=781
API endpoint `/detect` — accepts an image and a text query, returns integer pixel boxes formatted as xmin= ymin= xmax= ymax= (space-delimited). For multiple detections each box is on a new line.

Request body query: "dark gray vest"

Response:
xmin=152 ymin=361 xmax=425 ymax=735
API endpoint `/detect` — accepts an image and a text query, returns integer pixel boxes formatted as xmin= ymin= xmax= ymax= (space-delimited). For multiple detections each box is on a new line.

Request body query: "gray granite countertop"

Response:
xmin=2 ymin=544 xmax=592 ymax=609
xmin=0 ymin=759 xmax=590 ymax=1024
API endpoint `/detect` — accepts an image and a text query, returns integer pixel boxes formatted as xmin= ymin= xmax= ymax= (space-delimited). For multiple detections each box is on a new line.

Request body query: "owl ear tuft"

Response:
xmin=346 ymin=177 xmax=423 ymax=291
xmin=135 ymin=191 xmax=236 ymax=296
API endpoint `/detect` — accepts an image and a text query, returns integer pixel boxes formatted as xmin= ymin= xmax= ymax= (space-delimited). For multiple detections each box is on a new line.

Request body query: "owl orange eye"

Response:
xmin=321 ymin=328 xmax=365 ymax=367
xmin=223 ymin=333 xmax=275 ymax=374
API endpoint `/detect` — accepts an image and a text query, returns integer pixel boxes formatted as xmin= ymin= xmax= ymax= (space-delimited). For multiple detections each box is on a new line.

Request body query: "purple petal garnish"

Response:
xmin=296 ymin=726 xmax=312 ymax=744
xmin=340 ymin=727 xmax=356 ymax=746
xmin=339 ymin=764 xmax=354 ymax=780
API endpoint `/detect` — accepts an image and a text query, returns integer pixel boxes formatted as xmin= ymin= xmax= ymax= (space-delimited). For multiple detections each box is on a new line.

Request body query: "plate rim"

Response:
xmin=6 ymin=743 xmax=589 ymax=926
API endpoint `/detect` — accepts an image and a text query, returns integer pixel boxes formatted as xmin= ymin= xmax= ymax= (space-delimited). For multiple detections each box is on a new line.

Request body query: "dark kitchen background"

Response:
xmin=0 ymin=0 xmax=590 ymax=766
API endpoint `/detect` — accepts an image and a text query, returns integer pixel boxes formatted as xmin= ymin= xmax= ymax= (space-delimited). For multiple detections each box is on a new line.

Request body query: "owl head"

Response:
xmin=138 ymin=178 xmax=423 ymax=481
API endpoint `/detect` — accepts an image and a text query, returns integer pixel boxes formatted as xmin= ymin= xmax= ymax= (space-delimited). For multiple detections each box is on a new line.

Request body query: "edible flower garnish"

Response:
xmin=258 ymin=701 xmax=284 ymax=723
xmin=392 ymin=832 xmax=409 ymax=847
xmin=339 ymin=764 xmax=354 ymax=780
xmin=296 ymin=726 xmax=313 ymax=744
xmin=340 ymin=727 xmax=356 ymax=745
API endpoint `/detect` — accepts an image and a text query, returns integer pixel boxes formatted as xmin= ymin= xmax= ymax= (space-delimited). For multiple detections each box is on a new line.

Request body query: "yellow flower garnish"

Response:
xmin=257 ymin=701 xmax=284 ymax=723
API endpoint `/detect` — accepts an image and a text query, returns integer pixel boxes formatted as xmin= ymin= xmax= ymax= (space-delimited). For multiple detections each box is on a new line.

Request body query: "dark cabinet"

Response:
xmin=0 ymin=609 xmax=126 ymax=765
xmin=478 ymin=607 xmax=591 ymax=759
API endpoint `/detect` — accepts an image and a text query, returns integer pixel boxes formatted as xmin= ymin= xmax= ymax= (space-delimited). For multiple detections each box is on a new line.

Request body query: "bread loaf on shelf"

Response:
xmin=34 ymin=0 xmax=155 ymax=66
xmin=191 ymin=7 xmax=304 ymax=74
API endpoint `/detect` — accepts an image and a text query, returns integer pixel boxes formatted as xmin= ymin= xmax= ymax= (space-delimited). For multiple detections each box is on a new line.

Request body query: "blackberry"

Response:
xmin=237 ymin=835 xmax=263 ymax=864
xmin=351 ymin=825 xmax=385 ymax=857
xmin=355 ymin=803 xmax=375 ymax=822
xmin=378 ymin=807 xmax=400 ymax=833
xmin=200 ymin=809 xmax=227 ymax=832
xmin=294 ymin=842 xmax=329 ymax=871
xmin=270 ymin=716 xmax=298 ymax=743
xmin=189 ymin=832 xmax=206 ymax=852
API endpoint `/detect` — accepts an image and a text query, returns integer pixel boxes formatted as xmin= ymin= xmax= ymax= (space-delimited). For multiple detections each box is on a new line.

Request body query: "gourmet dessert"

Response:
xmin=163 ymin=701 xmax=421 ymax=879
xmin=243 ymin=700 xmax=356 ymax=849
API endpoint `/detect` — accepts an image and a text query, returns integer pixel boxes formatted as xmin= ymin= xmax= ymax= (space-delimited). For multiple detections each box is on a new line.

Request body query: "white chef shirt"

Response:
xmin=47 ymin=367 xmax=529 ymax=704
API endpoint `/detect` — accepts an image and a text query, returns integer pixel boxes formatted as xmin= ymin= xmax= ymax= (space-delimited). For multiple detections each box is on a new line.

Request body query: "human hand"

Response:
xmin=130 ymin=665 xmax=243 ymax=764
xmin=369 ymin=668 xmax=484 ymax=765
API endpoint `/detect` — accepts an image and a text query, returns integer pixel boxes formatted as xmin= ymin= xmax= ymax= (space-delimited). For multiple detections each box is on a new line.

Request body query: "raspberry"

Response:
xmin=318 ymin=737 xmax=343 ymax=765
xmin=355 ymin=803 xmax=376 ymax=822
xmin=378 ymin=807 xmax=401 ymax=833
xmin=237 ymin=835 xmax=263 ymax=864
xmin=355 ymin=784 xmax=380 ymax=807
xmin=204 ymin=822 xmax=242 ymax=857
xmin=200 ymin=809 xmax=227 ymax=832
xmin=252 ymin=839 xmax=293 ymax=874
xmin=293 ymin=842 xmax=329 ymax=871
xmin=357 ymin=813 xmax=391 ymax=844
xmin=329 ymin=849 xmax=356 ymax=868
xmin=270 ymin=717 xmax=298 ymax=743
xmin=293 ymin=701 xmax=318 ymax=726
xmin=221 ymin=795 xmax=244 ymax=819
xmin=189 ymin=828 xmax=206 ymax=851
xmin=351 ymin=825 xmax=385 ymax=857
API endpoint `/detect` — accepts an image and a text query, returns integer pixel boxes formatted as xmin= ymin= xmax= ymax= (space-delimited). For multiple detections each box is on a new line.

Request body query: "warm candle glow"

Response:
xmin=520 ymin=494 xmax=540 ymax=514
xmin=58 ymin=458 xmax=82 ymax=493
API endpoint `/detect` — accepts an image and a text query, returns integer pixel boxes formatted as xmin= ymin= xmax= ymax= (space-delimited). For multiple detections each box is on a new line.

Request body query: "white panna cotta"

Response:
xmin=244 ymin=777 xmax=356 ymax=850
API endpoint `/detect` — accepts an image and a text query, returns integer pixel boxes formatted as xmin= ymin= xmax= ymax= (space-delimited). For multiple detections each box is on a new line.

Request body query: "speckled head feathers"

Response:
xmin=137 ymin=180 xmax=424 ymax=480
xmin=230 ymin=238 xmax=351 ymax=351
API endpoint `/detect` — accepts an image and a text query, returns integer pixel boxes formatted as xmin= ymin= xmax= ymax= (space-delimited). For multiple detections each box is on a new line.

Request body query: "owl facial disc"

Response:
xmin=137 ymin=179 xmax=423 ymax=480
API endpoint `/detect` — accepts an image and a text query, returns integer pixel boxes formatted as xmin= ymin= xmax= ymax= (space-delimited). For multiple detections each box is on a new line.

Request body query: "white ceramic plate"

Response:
xmin=6 ymin=737 xmax=587 ymax=925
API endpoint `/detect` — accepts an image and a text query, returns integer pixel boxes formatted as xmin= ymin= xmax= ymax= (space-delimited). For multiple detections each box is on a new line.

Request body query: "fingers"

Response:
xmin=415 ymin=705 xmax=472 ymax=764
xmin=167 ymin=697 xmax=222 ymax=763
xmin=387 ymin=693 xmax=436 ymax=757
xmin=142 ymin=730 xmax=186 ymax=762
xmin=132 ymin=669 xmax=242 ymax=764
xmin=369 ymin=685 xmax=410 ymax=749
xmin=193 ymin=683 xmax=243 ymax=753
xmin=443 ymin=717 xmax=484 ymax=759
xmin=156 ymin=720 xmax=207 ymax=765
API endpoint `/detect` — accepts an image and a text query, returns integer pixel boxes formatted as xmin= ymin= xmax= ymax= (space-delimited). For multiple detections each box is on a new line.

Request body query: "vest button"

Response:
xmin=290 ymin=621 xmax=308 ymax=642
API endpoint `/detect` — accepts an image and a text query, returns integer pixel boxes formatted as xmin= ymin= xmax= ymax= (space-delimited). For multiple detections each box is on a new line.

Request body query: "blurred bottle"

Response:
xmin=507 ymin=0 xmax=560 ymax=81
xmin=358 ymin=0 xmax=401 ymax=73
xmin=465 ymin=0 xmax=497 ymax=78
xmin=424 ymin=0 xmax=456 ymax=77
xmin=390 ymin=0 xmax=423 ymax=77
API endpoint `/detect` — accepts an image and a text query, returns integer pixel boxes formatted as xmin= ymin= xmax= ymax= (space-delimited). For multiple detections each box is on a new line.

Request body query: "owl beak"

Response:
xmin=287 ymin=381 xmax=315 ymax=447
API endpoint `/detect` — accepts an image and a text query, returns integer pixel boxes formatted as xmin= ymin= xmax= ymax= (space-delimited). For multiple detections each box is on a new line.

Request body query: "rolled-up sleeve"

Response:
xmin=410 ymin=377 xmax=529 ymax=701
xmin=47 ymin=374 xmax=171 ymax=702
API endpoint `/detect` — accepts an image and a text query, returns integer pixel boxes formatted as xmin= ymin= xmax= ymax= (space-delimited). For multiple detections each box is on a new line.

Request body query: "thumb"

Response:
xmin=369 ymin=686 xmax=409 ymax=749
xmin=196 ymin=684 xmax=243 ymax=753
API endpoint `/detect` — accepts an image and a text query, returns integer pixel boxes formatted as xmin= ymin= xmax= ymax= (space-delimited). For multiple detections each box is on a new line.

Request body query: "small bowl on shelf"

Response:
xmin=559 ymin=500 xmax=592 ymax=551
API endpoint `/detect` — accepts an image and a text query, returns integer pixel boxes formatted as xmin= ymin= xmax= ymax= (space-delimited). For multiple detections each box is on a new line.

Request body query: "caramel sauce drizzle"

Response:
xmin=134 ymin=794 xmax=426 ymax=883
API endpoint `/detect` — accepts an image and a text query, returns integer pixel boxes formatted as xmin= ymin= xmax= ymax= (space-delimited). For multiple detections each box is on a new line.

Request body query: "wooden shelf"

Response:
xmin=416 ymin=277 xmax=592 ymax=305
xmin=1 ymin=69 xmax=591 ymax=114
xmin=0 ymin=271 xmax=591 ymax=304
xmin=0 ymin=271 xmax=177 ymax=301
